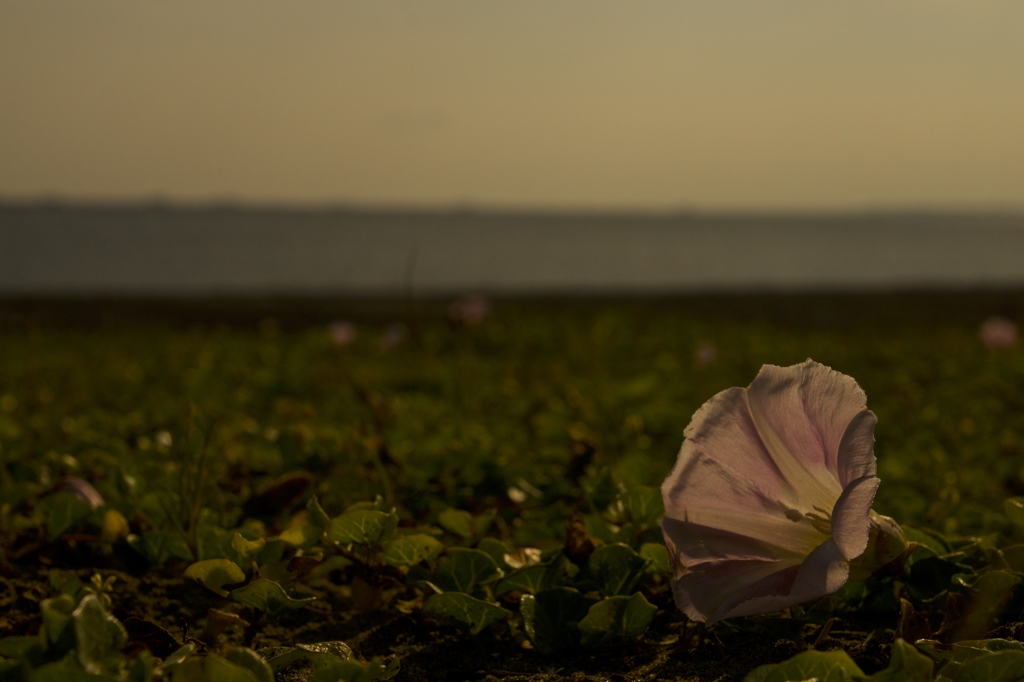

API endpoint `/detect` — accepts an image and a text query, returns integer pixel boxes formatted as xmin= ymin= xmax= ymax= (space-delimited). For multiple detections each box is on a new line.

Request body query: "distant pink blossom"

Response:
xmin=328 ymin=321 xmax=357 ymax=346
xmin=55 ymin=477 xmax=105 ymax=509
xmin=448 ymin=294 xmax=491 ymax=325
xmin=379 ymin=323 xmax=407 ymax=350
xmin=694 ymin=343 xmax=719 ymax=368
xmin=661 ymin=360 xmax=904 ymax=623
xmin=980 ymin=316 xmax=1018 ymax=350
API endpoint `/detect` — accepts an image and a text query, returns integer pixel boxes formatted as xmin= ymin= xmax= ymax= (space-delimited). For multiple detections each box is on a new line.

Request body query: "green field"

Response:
xmin=2 ymin=292 xmax=1024 ymax=681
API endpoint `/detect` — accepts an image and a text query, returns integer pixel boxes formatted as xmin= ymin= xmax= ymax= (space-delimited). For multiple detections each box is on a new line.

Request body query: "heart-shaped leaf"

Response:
xmin=327 ymin=510 xmax=397 ymax=547
xmin=494 ymin=565 xmax=549 ymax=597
xmin=619 ymin=487 xmax=663 ymax=527
xmin=588 ymin=543 xmax=647 ymax=596
xmin=866 ymin=639 xmax=933 ymax=682
xmin=520 ymin=587 xmax=595 ymax=653
xmin=383 ymin=534 xmax=443 ymax=568
xmin=438 ymin=509 xmax=475 ymax=539
xmin=745 ymin=649 xmax=865 ymax=682
xmin=639 ymin=543 xmax=670 ymax=575
xmin=36 ymin=492 xmax=92 ymax=540
xmin=432 ymin=548 xmax=503 ymax=593
xmin=260 ymin=641 xmax=354 ymax=673
xmin=72 ymin=594 xmax=128 ymax=675
xmin=129 ymin=530 xmax=194 ymax=564
xmin=953 ymin=650 xmax=1024 ymax=682
xmin=185 ymin=559 xmax=247 ymax=597
xmin=223 ymin=647 xmax=275 ymax=682
xmin=577 ymin=592 xmax=656 ymax=647
xmin=424 ymin=593 xmax=509 ymax=635
xmin=229 ymin=579 xmax=314 ymax=614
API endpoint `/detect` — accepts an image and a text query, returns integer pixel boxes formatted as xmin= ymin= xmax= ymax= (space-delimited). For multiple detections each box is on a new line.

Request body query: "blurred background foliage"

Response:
xmin=1 ymin=292 xmax=1022 ymax=542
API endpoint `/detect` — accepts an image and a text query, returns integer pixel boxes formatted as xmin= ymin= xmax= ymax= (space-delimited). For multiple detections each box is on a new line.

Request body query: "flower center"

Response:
xmin=784 ymin=505 xmax=834 ymax=544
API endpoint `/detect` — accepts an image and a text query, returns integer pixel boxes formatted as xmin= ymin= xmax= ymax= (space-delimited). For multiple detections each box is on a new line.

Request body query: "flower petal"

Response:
xmin=667 ymin=386 xmax=796 ymax=508
xmin=662 ymin=497 xmax=826 ymax=558
xmin=661 ymin=517 xmax=806 ymax=568
xmin=831 ymin=475 xmax=880 ymax=561
xmin=716 ymin=537 xmax=850 ymax=621
xmin=837 ymin=409 xmax=878 ymax=486
xmin=746 ymin=360 xmax=867 ymax=507
xmin=671 ymin=557 xmax=801 ymax=623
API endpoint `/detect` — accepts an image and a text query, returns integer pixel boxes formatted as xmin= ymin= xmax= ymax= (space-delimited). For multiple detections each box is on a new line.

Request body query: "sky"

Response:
xmin=1 ymin=1 xmax=1022 ymax=212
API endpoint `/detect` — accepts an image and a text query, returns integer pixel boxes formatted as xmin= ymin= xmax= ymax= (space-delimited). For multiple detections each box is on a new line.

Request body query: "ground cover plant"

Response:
xmin=1 ymin=292 xmax=1024 ymax=681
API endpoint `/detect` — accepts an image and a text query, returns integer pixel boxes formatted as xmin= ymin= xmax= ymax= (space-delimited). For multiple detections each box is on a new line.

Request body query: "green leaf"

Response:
xmin=382 ymin=534 xmax=443 ymax=568
xmin=432 ymin=548 xmax=504 ymax=593
xmin=185 ymin=559 xmax=247 ymax=597
xmin=520 ymin=588 xmax=595 ymax=653
xmin=279 ymin=523 xmax=323 ymax=549
xmin=128 ymin=651 xmax=155 ymax=682
xmin=423 ymin=593 xmax=510 ymax=635
xmin=577 ymin=592 xmax=656 ymax=647
xmin=327 ymin=510 xmax=397 ymax=547
xmin=437 ymin=509 xmax=475 ymax=539
xmin=36 ymin=492 xmax=92 ymax=540
xmin=745 ymin=649 xmax=865 ymax=682
xmin=953 ymin=570 xmax=1022 ymax=639
xmin=229 ymin=579 xmax=315 ymax=614
xmin=308 ymin=496 xmax=331 ymax=528
xmin=475 ymin=537 xmax=511 ymax=568
xmin=1005 ymin=498 xmax=1024 ymax=528
xmin=903 ymin=525 xmax=953 ymax=556
xmin=954 ymin=650 xmax=1024 ymax=682
xmin=639 ymin=543 xmax=670 ymax=575
xmin=157 ymin=644 xmax=196 ymax=673
xmin=48 ymin=572 xmax=84 ymax=597
xmin=309 ymin=657 xmax=397 ymax=682
xmin=41 ymin=594 xmax=76 ymax=649
xmin=1000 ymin=545 xmax=1024 ymax=573
xmin=588 ymin=543 xmax=647 ymax=596
xmin=223 ymin=647 xmax=275 ymax=682
xmin=170 ymin=655 xmax=260 ymax=682
xmin=26 ymin=654 xmax=105 ymax=682
xmin=541 ymin=550 xmax=577 ymax=585
xmin=72 ymin=594 xmax=127 ymax=676
xmin=196 ymin=524 xmax=235 ymax=562
xmin=260 ymin=641 xmax=354 ymax=673
xmin=129 ymin=530 xmax=194 ymax=564
xmin=619 ymin=486 xmax=663 ymax=527
xmin=866 ymin=639 xmax=933 ymax=681
xmin=231 ymin=533 xmax=266 ymax=561
xmin=582 ymin=469 xmax=619 ymax=511
xmin=494 ymin=565 xmax=549 ymax=597
xmin=917 ymin=638 xmax=1024 ymax=680
xmin=473 ymin=509 xmax=497 ymax=537
xmin=0 ymin=635 xmax=44 ymax=660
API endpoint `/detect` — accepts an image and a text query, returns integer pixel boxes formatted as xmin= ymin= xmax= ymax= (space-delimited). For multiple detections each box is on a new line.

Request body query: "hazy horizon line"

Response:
xmin=3 ymin=196 xmax=1024 ymax=219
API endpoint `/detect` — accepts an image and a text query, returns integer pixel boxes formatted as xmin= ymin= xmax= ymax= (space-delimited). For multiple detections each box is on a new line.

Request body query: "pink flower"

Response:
xmin=448 ymin=294 xmax=491 ymax=326
xmin=661 ymin=360 xmax=904 ymax=623
xmin=694 ymin=343 xmax=719 ymax=368
xmin=979 ymin=316 xmax=1018 ymax=350
xmin=378 ymin=323 xmax=407 ymax=350
xmin=328 ymin=321 xmax=357 ymax=346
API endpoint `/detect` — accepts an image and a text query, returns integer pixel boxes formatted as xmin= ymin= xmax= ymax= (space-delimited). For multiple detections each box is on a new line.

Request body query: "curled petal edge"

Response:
xmin=831 ymin=475 xmax=880 ymax=561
